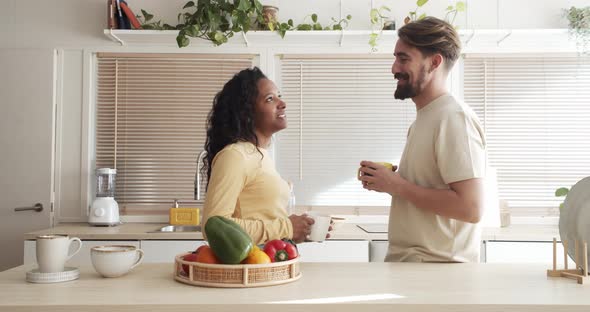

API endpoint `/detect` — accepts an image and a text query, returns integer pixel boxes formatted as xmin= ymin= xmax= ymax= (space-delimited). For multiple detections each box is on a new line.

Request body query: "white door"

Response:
xmin=0 ymin=49 xmax=55 ymax=271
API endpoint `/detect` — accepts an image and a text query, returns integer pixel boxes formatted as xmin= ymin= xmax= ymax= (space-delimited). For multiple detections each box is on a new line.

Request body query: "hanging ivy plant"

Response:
xmin=564 ymin=6 xmax=590 ymax=54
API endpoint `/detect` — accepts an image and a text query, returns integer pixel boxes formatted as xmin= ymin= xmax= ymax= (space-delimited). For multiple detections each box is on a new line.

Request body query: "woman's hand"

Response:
xmin=288 ymin=214 xmax=314 ymax=243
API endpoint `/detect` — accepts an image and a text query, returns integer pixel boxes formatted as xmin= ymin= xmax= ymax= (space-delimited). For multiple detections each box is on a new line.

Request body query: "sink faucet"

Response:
xmin=194 ymin=150 xmax=207 ymax=200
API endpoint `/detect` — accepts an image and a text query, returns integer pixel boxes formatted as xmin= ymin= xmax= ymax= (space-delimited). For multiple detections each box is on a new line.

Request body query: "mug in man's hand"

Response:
xmin=357 ymin=162 xmax=397 ymax=179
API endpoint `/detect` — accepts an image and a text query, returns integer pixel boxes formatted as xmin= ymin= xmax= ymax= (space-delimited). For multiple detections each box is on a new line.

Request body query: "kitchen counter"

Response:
xmin=24 ymin=221 xmax=560 ymax=242
xmin=1 ymin=262 xmax=588 ymax=312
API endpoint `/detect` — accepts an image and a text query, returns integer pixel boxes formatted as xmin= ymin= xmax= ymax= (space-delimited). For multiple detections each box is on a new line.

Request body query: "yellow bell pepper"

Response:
xmin=242 ymin=245 xmax=271 ymax=264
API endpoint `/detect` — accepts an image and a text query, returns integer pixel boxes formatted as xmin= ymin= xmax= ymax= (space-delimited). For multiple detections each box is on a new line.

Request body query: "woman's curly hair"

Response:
xmin=202 ymin=67 xmax=267 ymax=184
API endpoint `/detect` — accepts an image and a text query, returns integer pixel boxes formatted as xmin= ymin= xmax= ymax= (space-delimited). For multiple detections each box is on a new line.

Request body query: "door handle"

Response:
xmin=14 ymin=203 xmax=43 ymax=212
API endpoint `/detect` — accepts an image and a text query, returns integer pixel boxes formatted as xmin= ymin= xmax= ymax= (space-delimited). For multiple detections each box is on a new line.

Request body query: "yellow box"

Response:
xmin=169 ymin=208 xmax=200 ymax=225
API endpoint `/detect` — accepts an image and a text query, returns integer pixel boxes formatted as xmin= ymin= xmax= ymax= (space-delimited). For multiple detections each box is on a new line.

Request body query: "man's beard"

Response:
xmin=394 ymin=66 xmax=427 ymax=100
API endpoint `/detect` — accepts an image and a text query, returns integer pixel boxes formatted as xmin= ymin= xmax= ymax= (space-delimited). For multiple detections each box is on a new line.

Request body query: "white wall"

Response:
xmin=3 ymin=0 xmax=589 ymax=50
xmin=1 ymin=0 xmax=588 ymax=223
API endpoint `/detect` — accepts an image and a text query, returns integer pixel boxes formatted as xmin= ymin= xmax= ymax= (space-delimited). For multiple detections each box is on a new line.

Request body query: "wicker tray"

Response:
xmin=174 ymin=253 xmax=301 ymax=288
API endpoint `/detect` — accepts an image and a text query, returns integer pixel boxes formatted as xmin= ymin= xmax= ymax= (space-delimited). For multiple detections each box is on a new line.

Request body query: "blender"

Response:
xmin=88 ymin=168 xmax=120 ymax=226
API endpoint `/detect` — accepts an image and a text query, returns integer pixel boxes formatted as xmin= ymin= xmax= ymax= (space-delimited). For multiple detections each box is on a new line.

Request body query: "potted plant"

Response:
xmin=564 ymin=6 xmax=590 ymax=54
xmin=137 ymin=2 xmax=351 ymax=47
xmin=137 ymin=0 xmax=265 ymax=47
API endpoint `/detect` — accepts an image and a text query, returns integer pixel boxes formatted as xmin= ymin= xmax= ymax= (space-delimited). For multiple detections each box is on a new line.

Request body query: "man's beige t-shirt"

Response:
xmin=202 ymin=141 xmax=293 ymax=245
xmin=386 ymin=94 xmax=486 ymax=263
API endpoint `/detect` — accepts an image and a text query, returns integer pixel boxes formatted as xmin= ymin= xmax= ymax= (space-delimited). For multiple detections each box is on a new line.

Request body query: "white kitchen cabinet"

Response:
xmin=140 ymin=240 xmax=206 ymax=263
xmin=484 ymin=241 xmax=576 ymax=267
xmin=24 ymin=240 xmax=139 ymax=268
xmin=141 ymin=240 xmax=369 ymax=263
xmin=296 ymin=240 xmax=369 ymax=262
xmin=369 ymin=240 xmax=389 ymax=262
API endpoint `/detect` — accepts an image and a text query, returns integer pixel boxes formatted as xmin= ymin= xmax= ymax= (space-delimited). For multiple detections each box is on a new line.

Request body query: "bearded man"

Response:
xmin=358 ymin=17 xmax=487 ymax=263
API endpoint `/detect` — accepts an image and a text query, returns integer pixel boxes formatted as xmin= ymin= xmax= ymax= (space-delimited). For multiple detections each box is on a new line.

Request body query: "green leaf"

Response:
xmin=208 ymin=9 xmax=220 ymax=30
xmin=278 ymin=28 xmax=287 ymax=38
xmin=253 ymin=0 xmax=263 ymax=12
xmin=288 ymin=19 xmax=294 ymax=27
xmin=347 ymin=14 xmax=352 ymax=20
xmin=183 ymin=1 xmax=195 ymax=9
xmin=312 ymin=14 xmax=318 ymax=23
xmin=237 ymin=0 xmax=251 ymax=12
xmin=214 ymin=31 xmax=224 ymax=42
xmin=555 ymin=187 xmax=569 ymax=197
xmin=141 ymin=10 xmax=154 ymax=22
xmin=242 ymin=21 xmax=250 ymax=32
xmin=369 ymin=33 xmax=379 ymax=47
xmin=313 ymin=23 xmax=323 ymax=30
xmin=297 ymin=24 xmax=312 ymax=31
xmin=456 ymin=2 xmax=466 ymax=11
xmin=418 ymin=13 xmax=427 ymax=20
xmin=446 ymin=5 xmax=454 ymax=11
xmin=370 ymin=9 xmax=379 ymax=24
xmin=185 ymin=24 xmax=200 ymax=37
xmin=176 ymin=34 xmax=189 ymax=48
xmin=332 ymin=24 xmax=342 ymax=30
xmin=417 ymin=0 xmax=429 ymax=7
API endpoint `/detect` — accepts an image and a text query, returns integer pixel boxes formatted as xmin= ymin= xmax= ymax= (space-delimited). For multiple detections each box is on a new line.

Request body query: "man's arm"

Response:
xmin=359 ymin=162 xmax=484 ymax=223
xmin=397 ymin=177 xmax=484 ymax=223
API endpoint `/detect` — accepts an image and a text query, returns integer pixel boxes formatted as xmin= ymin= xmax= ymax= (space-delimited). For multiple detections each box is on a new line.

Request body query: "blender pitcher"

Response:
xmin=88 ymin=168 xmax=120 ymax=226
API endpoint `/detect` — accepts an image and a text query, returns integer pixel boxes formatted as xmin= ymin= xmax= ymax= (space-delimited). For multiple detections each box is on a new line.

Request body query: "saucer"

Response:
xmin=26 ymin=267 xmax=80 ymax=284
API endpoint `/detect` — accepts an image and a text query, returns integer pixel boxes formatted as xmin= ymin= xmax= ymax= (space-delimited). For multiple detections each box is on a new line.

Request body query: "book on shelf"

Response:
xmin=119 ymin=0 xmax=142 ymax=29
xmin=114 ymin=0 xmax=131 ymax=29
xmin=107 ymin=0 xmax=118 ymax=29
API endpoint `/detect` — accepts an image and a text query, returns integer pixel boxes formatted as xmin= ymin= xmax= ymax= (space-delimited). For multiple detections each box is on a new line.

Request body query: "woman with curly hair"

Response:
xmin=201 ymin=67 xmax=316 ymax=244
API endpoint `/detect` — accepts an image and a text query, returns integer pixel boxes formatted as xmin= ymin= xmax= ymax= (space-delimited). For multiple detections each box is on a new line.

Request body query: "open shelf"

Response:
xmin=104 ymin=29 xmax=397 ymax=48
xmin=104 ymin=29 xmax=578 ymax=53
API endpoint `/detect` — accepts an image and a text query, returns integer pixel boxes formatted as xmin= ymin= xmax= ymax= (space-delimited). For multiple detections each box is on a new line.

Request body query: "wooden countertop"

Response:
xmin=24 ymin=221 xmax=560 ymax=242
xmin=1 ymin=262 xmax=588 ymax=312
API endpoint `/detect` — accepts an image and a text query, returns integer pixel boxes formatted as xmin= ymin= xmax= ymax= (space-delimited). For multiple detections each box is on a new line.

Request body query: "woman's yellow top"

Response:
xmin=202 ymin=141 xmax=293 ymax=244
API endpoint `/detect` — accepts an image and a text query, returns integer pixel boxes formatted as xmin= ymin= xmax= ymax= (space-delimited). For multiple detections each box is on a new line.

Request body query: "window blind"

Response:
xmin=95 ymin=53 xmax=253 ymax=213
xmin=276 ymin=56 xmax=415 ymax=207
xmin=463 ymin=56 xmax=590 ymax=216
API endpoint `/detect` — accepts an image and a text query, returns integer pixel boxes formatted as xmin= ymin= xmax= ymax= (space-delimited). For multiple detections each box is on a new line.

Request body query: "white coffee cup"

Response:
xmin=91 ymin=245 xmax=144 ymax=278
xmin=36 ymin=235 xmax=82 ymax=273
xmin=307 ymin=212 xmax=331 ymax=242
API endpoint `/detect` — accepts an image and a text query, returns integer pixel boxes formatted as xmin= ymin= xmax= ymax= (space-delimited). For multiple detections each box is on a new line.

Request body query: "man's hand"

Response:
xmin=358 ymin=160 xmax=406 ymax=195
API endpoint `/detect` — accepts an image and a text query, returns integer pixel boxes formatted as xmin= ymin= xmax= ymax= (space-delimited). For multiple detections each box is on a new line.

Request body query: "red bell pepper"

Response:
xmin=263 ymin=239 xmax=298 ymax=262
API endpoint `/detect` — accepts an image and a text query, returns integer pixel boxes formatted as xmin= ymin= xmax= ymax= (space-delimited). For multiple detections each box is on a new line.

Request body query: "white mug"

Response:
xmin=36 ymin=235 xmax=82 ymax=273
xmin=307 ymin=212 xmax=332 ymax=242
xmin=91 ymin=245 xmax=144 ymax=278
